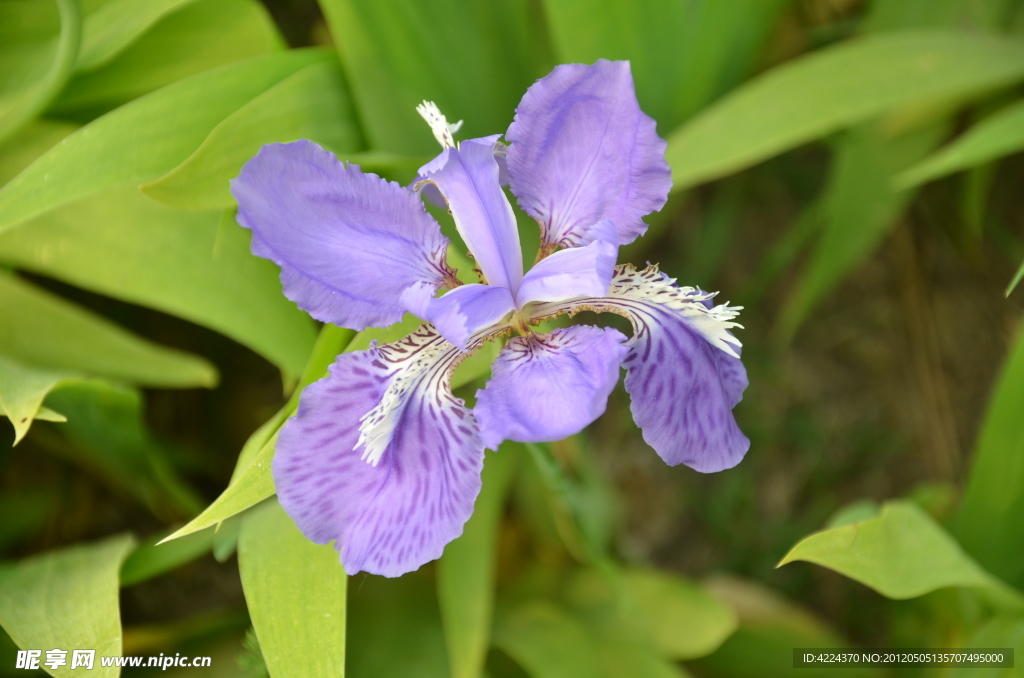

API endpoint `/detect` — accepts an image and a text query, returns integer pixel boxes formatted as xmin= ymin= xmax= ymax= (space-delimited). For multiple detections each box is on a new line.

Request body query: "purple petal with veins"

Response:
xmin=401 ymin=282 xmax=515 ymax=351
xmin=514 ymin=220 xmax=618 ymax=307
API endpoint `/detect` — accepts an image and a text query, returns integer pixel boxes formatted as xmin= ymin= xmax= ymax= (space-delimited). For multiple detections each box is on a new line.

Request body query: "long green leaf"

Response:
xmin=542 ymin=0 xmax=786 ymax=132
xmin=779 ymin=501 xmax=1024 ymax=608
xmin=665 ymin=30 xmax=1024 ymax=191
xmin=119 ymin=529 xmax=214 ymax=587
xmin=52 ymin=0 xmax=284 ymax=115
xmin=239 ymin=499 xmax=347 ymax=678
xmin=494 ymin=601 xmax=601 ymax=678
xmin=0 ymin=0 xmax=80 ymax=146
xmin=0 ymin=535 xmax=135 ymax=678
xmin=0 ymin=48 xmax=327 ymax=231
xmin=0 ymin=119 xmax=78 ymax=188
xmin=0 ymin=271 xmax=216 ymax=387
xmin=0 ymin=189 xmax=316 ymax=377
xmin=955 ymin=327 xmax=1024 ymax=587
xmin=896 ymin=98 xmax=1024 ymax=189
xmin=141 ymin=57 xmax=364 ymax=210
xmin=319 ymin=0 xmax=541 ymax=154
xmin=0 ymin=355 xmax=71 ymax=445
xmin=75 ymin=0 xmax=200 ymax=72
xmin=438 ymin=448 xmax=518 ymax=678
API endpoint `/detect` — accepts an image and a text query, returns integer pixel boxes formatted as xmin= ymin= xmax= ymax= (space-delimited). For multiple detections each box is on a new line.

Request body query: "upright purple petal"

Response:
xmin=474 ymin=326 xmax=629 ymax=450
xmin=418 ymin=136 xmax=523 ymax=291
xmin=273 ymin=326 xmax=484 ymax=577
xmin=514 ymin=220 xmax=618 ymax=308
xmin=505 ymin=60 xmax=671 ymax=248
xmin=232 ymin=140 xmax=450 ymax=330
xmin=401 ymin=282 xmax=515 ymax=351
xmin=531 ymin=265 xmax=748 ymax=472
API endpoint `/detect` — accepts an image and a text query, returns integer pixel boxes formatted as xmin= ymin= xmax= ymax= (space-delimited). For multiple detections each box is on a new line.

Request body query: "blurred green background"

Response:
xmin=2 ymin=0 xmax=1024 ymax=676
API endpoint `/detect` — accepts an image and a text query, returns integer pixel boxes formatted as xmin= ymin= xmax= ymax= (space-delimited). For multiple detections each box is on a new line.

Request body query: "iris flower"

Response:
xmin=231 ymin=60 xmax=749 ymax=577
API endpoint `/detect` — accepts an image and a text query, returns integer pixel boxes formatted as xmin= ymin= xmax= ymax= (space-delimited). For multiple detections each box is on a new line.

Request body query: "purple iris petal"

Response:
xmin=401 ymin=282 xmax=515 ymax=351
xmin=418 ymin=136 xmax=523 ymax=291
xmin=232 ymin=140 xmax=450 ymax=331
xmin=505 ymin=60 xmax=672 ymax=248
xmin=715 ymin=346 xmax=748 ymax=409
xmin=273 ymin=326 xmax=484 ymax=577
xmin=514 ymin=220 xmax=618 ymax=307
xmin=474 ymin=326 xmax=629 ymax=450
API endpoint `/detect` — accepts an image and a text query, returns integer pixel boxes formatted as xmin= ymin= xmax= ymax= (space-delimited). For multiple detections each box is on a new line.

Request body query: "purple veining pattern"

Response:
xmin=273 ymin=326 xmax=483 ymax=577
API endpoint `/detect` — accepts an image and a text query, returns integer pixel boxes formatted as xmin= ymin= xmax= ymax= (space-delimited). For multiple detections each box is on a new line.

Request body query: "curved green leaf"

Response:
xmin=438 ymin=448 xmax=518 ymax=678
xmin=0 ymin=47 xmax=328 ymax=232
xmin=494 ymin=601 xmax=601 ymax=678
xmin=0 ymin=119 xmax=78 ymax=187
xmin=666 ymin=30 xmax=1024 ymax=191
xmin=141 ymin=57 xmax=364 ymax=210
xmin=0 ymin=189 xmax=316 ymax=377
xmin=896 ymin=98 xmax=1024 ymax=189
xmin=0 ymin=355 xmax=72 ymax=445
xmin=238 ymin=499 xmax=347 ymax=678
xmin=0 ymin=535 xmax=135 ymax=678
xmin=119 ymin=529 xmax=214 ymax=587
xmin=780 ymin=501 xmax=1024 ymax=608
xmin=75 ymin=0 xmax=200 ymax=72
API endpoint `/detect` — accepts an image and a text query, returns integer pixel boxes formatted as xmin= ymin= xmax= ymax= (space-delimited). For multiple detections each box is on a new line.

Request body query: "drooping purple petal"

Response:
xmin=273 ymin=326 xmax=484 ymax=577
xmin=505 ymin=60 xmax=672 ymax=248
xmin=417 ymin=136 xmax=523 ymax=291
xmin=232 ymin=140 xmax=450 ymax=330
xmin=401 ymin=282 xmax=515 ymax=351
xmin=474 ymin=326 xmax=629 ymax=450
xmin=514 ymin=220 xmax=618 ymax=308
xmin=531 ymin=265 xmax=748 ymax=472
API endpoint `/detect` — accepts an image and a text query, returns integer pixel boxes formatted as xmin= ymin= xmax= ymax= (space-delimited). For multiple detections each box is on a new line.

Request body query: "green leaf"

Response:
xmin=955 ymin=326 xmax=1024 ymax=587
xmin=52 ymin=0 xmax=285 ymax=115
xmin=141 ymin=57 xmax=364 ymax=210
xmin=75 ymin=0 xmax=200 ymax=72
xmin=0 ymin=356 xmax=71 ymax=445
xmin=0 ymin=189 xmax=316 ymax=377
xmin=438 ymin=448 xmax=518 ymax=678
xmin=666 ymin=31 xmax=1024 ymax=191
xmin=619 ymin=570 xmax=737 ymax=660
xmin=0 ymin=47 xmax=327 ymax=232
xmin=0 ymin=535 xmax=135 ymax=678
xmin=542 ymin=0 xmax=787 ymax=132
xmin=39 ymin=381 xmax=205 ymax=518
xmin=348 ymin=573 xmax=449 ymax=678
xmin=0 ymin=0 xmax=80 ymax=146
xmin=0 ymin=119 xmax=77 ymax=188
xmin=0 ymin=271 xmax=216 ymax=387
xmin=119 ymin=529 xmax=214 ymax=587
xmin=1007 ymin=258 xmax=1024 ymax=297
xmin=949 ymin=616 xmax=1024 ymax=678
xmin=780 ymin=501 xmax=1024 ymax=608
xmin=238 ymin=499 xmax=347 ymax=678
xmin=319 ymin=0 xmax=542 ymax=154
xmin=161 ymin=324 xmax=357 ymax=543
xmin=494 ymin=601 xmax=601 ymax=678
xmin=896 ymin=98 xmax=1024 ymax=189
xmin=777 ymin=121 xmax=946 ymax=339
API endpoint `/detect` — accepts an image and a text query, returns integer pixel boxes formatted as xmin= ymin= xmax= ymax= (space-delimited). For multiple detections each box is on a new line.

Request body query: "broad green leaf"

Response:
xmin=494 ymin=601 xmax=601 ymax=678
xmin=40 ymin=382 xmax=205 ymax=519
xmin=319 ymin=0 xmax=541 ymax=154
xmin=52 ymin=0 xmax=284 ymax=115
xmin=896 ymin=98 xmax=1024 ymax=189
xmin=780 ymin=501 xmax=1024 ymax=608
xmin=666 ymin=31 xmax=1024 ymax=191
xmin=0 ymin=0 xmax=80 ymax=146
xmin=0 ymin=119 xmax=77 ymax=187
xmin=348 ymin=573 xmax=449 ymax=678
xmin=0 ymin=48 xmax=327 ymax=231
xmin=0 ymin=535 xmax=135 ymax=678
xmin=0 ymin=355 xmax=71 ymax=445
xmin=0 ymin=271 xmax=216 ymax=387
xmin=75 ymin=0 xmax=200 ymax=72
xmin=438 ymin=448 xmax=518 ymax=678
xmin=619 ymin=570 xmax=737 ymax=660
xmin=0 ymin=188 xmax=316 ymax=377
xmin=141 ymin=57 xmax=364 ymax=210
xmin=119 ymin=529 xmax=214 ymax=587
xmin=161 ymin=324 xmax=357 ymax=542
xmin=777 ymin=121 xmax=946 ymax=339
xmin=542 ymin=0 xmax=787 ymax=132
xmin=956 ymin=326 xmax=1024 ymax=587
xmin=238 ymin=499 xmax=346 ymax=678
